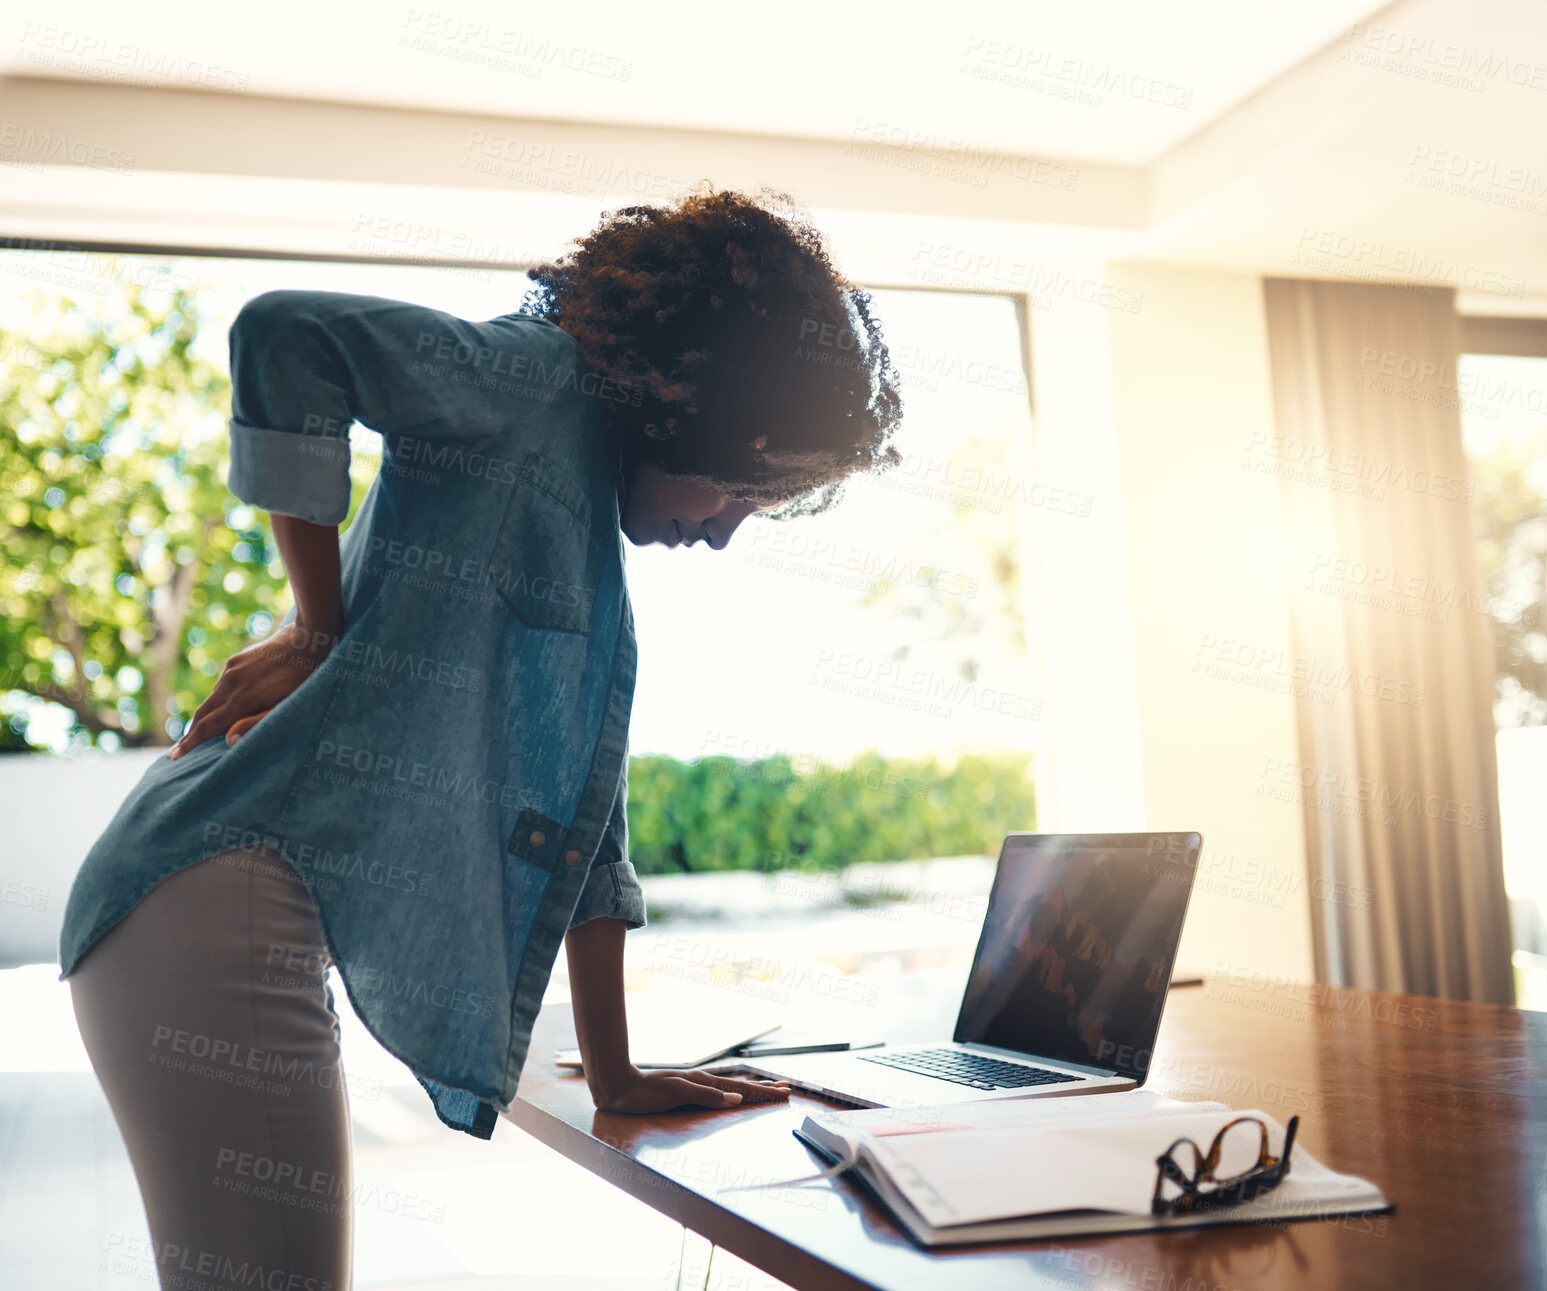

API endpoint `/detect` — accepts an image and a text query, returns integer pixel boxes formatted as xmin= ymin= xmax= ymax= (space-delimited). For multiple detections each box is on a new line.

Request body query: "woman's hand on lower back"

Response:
xmin=594 ymin=1066 xmax=791 ymax=1115
xmin=168 ymin=618 xmax=338 ymax=760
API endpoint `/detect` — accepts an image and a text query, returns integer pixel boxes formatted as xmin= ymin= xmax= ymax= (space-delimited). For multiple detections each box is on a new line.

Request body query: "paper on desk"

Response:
xmin=563 ymin=987 xmax=782 ymax=1068
xmin=817 ymin=1088 xmax=1214 ymax=1139
xmin=867 ymin=1108 xmax=1344 ymax=1227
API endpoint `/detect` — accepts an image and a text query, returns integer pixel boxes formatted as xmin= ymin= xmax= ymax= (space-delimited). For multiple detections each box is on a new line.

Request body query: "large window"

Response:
xmin=0 ymin=250 xmax=543 ymax=752
xmin=626 ymin=287 xmax=1038 ymax=769
xmin=0 ymin=251 xmax=1040 ymax=863
xmin=1456 ymin=342 xmax=1547 ymax=1010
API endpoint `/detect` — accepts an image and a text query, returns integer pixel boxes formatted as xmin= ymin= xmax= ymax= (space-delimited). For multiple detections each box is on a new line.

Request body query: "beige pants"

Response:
xmin=69 ymin=847 xmax=353 ymax=1290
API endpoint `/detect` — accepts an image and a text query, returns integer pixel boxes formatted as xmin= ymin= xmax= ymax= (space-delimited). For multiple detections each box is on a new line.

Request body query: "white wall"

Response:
xmin=1498 ymin=726 xmax=1547 ymax=951
xmin=0 ymin=749 xmax=162 ymax=967
xmin=1027 ymin=264 xmax=1316 ymax=982
xmin=1020 ymin=271 xmax=1149 ymax=836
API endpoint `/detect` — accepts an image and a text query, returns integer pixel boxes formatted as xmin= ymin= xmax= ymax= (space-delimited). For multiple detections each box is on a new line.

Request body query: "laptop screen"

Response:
xmin=953 ymin=832 xmax=1200 ymax=1082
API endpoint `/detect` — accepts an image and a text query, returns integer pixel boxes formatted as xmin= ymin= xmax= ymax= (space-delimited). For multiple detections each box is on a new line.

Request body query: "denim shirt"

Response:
xmin=58 ymin=289 xmax=645 ymax=1139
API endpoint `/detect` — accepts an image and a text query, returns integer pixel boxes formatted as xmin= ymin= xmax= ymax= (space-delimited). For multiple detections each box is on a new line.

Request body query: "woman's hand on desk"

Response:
xmin=595 ymin=1066 xmax=791 ymax=1115
xmin=564 ymin=917 xmax=789 ymax=1113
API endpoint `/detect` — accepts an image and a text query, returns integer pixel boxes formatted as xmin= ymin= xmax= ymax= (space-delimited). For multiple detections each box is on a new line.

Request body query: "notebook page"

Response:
xmin=868 ymin=1108 xmax=1319 ymax=1227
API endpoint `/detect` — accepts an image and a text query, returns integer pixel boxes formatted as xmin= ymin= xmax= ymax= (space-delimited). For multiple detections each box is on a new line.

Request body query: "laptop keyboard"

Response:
xmin=858 ymin=1046 xmax=1082 ymax=1091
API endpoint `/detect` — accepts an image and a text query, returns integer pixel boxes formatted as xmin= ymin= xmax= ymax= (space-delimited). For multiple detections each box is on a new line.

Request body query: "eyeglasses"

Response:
xmin=1152 ymin=1115 xmax=1300 ymax=1216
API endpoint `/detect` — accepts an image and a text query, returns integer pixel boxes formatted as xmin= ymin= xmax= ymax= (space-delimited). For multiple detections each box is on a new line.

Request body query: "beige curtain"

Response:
xmin=1261 ymin=278 xmax=1514 ymax=1004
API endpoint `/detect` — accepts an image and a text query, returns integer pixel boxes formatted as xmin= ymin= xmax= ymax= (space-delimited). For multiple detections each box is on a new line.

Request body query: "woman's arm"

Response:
xmin=564 ymin=916 xmax=790 ymax=1113
xmin=225 ymin=289 xmax=565 ymax=527
xmin=168 ymin=513 xmax=343 ymax=758
xmin=173 ymin=289 xmax=543 ymax=757
xmin=271 ymin=513 xmax=344 ymax=642
xmin=564 ymin=916 xmax=637 ymax=1104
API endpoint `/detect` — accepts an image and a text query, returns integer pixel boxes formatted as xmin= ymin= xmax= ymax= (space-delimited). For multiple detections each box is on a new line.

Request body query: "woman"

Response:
xmin=57 ymin=185 xmax=904 ymax=1288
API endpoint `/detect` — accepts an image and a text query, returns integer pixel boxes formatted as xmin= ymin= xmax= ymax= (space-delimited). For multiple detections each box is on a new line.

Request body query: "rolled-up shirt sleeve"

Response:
xmin=568 ymin=754 xmax=647 ymax=931
xmin=225 ymin=289 xmax=549 ymax=525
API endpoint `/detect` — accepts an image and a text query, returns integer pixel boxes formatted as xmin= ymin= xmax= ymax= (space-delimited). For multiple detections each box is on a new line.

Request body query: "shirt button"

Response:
xmin=529 ymin=830 xmax=546 ymax=848
xmin=564 ymin=849 xmax=583 ymax=866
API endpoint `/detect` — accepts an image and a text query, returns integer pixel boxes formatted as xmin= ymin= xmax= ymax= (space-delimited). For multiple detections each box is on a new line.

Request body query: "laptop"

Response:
xmin=729 ymin=831 xmax=1202 ymax=1107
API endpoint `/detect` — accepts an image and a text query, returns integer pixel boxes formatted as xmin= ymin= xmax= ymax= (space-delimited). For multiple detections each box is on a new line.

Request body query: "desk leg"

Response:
xmin=677 ymin=1226 xmax=716 ymax=1290
xmin=691 ymin=1239 xmax=799 ymax=1290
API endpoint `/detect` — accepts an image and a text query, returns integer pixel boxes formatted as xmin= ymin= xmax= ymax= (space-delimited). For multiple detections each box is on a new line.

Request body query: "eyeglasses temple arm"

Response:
xmin=1281 ymin=1115 xmax=1300 ymax=1169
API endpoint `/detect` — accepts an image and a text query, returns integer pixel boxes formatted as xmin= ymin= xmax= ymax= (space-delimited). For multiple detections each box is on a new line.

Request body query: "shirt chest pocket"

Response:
xmin=488 ymin=451 xmax=597 ymax=635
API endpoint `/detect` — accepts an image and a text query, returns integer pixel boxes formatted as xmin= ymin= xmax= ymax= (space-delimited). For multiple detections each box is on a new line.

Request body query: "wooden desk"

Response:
xmin=504 ymin=980 xmax=1547 ymax=1291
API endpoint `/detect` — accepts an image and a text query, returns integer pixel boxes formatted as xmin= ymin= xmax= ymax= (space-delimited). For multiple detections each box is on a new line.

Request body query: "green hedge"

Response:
xmin=625 ymin=750 xmax=1035 ymax=875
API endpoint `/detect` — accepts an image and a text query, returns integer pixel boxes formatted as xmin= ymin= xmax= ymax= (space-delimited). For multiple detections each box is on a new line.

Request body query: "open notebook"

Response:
xmin=792 ymin=1091 xmax=1391 ymax=1246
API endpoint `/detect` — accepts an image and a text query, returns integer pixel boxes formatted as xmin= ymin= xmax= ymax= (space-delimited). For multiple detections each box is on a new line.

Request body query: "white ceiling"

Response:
xmin=2 ymin=0 xmax=1545 ymax=309
xmin=3 ymin=0 xmax=1389 ymax=165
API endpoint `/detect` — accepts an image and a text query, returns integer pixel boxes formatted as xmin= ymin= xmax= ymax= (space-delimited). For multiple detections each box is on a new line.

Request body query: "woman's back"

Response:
xmin=60 ymin=291 xmax=645 ymax=1137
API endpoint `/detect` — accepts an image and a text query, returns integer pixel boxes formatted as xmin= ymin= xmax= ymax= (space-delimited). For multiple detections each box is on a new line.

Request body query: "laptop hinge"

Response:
xmin=958 ymin=1041 xmax=1122 ymax=1081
